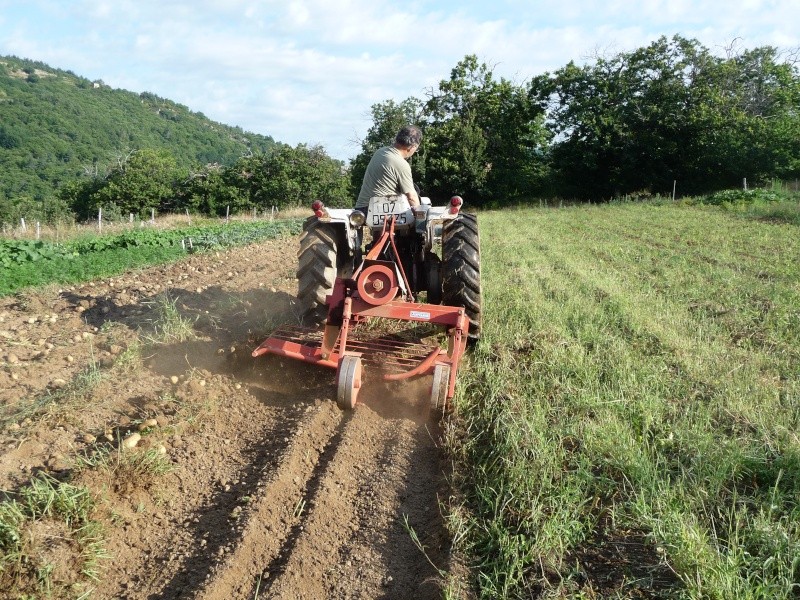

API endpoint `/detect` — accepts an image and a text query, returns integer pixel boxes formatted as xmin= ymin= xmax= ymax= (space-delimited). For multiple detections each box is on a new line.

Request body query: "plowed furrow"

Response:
xmin=194 ymin=400 xmax=344 ymax=600
xmin=253 ymin=395 xmax=447 ymax=600
xmin=114 ymin=398 xmax=340 ymax=600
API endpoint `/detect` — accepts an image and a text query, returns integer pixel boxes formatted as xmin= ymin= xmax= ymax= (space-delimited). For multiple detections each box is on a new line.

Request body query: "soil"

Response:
xmin=0 ymin=236 xmax=459 ymax=599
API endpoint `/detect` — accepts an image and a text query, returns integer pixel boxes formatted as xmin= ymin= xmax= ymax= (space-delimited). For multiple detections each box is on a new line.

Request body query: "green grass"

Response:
xmin=0 ymin=475 xmax=106 ymax=599
xmin=447 ymin=202 xmax=800 ymax=599
xmin=140 ymin=292 xmax=198 ymax=344
xmin=74 ymin=445 xmax=172 ymax=494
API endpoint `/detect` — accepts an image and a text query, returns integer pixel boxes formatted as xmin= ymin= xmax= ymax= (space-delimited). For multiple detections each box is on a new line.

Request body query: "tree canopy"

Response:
xmin=529 ymin=35 xmax=800 ymax=198
xmin=353 ymin=36 xmax=800 ymax=204
xmin=3 ymin=36 xmax=800 ymax=224
xmin=0 ymin=55 xmax=275 ymax=204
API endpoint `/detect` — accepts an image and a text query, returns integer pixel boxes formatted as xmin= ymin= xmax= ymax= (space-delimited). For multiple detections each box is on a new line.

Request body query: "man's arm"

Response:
xmin=395 ymin=159 xmax=420 ymax=208
xmin=405 ymin=189 xmax=420 ymax=208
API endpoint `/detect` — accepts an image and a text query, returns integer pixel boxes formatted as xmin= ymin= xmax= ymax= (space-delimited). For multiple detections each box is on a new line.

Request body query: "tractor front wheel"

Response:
xmin=424 ymin=253 xmax=442 ymax=305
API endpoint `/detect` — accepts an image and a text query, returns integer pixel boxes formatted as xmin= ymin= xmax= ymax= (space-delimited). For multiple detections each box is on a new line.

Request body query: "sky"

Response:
xmin=1 ymin=0 xmax=798 ymax=162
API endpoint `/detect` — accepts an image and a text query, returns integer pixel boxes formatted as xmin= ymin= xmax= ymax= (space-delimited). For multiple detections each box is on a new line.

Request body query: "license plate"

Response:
xmin=369 ymin=197 xmax=409 ymax=226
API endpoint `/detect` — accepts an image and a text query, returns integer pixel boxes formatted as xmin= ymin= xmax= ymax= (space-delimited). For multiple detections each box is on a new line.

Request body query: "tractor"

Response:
xmin=252 ymin=193 xmax=481 ymax=411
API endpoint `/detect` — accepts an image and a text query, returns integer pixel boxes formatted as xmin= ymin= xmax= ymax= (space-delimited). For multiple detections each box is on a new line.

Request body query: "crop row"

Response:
xmin=0 ymin=219 xmax=303 ymax=268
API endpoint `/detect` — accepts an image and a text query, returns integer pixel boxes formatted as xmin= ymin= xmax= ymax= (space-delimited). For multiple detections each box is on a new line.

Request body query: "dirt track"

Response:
xmin=0 ymin=236 xmax=455 ymax=599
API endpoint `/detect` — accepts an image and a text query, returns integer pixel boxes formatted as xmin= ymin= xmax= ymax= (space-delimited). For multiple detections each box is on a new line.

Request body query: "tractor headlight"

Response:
xmin=349 ymin=210 xmax=366 ymax=227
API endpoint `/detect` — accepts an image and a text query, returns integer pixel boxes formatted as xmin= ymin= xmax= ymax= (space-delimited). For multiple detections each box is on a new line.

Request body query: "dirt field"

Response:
xmin=0 ymin=237 xmax=457 ymax=599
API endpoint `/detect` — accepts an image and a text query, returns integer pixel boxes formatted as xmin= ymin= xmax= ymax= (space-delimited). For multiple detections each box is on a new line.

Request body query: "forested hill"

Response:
xmin=0 ymin=55 xmax=276 ymax=202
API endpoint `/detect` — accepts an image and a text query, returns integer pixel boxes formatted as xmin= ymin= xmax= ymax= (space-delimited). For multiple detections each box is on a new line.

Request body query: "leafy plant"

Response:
xmin=0 ymin=218 xmax=302 ymax=296
xmin=0 ymin=239 xmax=76 ymax=267
xmin=701 ymin=188 xmax=790 ymax=206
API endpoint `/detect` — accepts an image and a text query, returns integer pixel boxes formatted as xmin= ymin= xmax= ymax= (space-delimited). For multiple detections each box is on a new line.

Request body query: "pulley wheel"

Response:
xmin=430 ymin=364 xmax=451 ymax=412
xmin=356 ymin=264 xmax=398 ymax=305
xmin=337 ymin=355 xmax=363 ymax=410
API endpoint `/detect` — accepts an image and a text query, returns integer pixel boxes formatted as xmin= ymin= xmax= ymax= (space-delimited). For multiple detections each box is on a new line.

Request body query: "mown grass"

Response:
xmin=447 ymin=202 xmax=800 ymax=598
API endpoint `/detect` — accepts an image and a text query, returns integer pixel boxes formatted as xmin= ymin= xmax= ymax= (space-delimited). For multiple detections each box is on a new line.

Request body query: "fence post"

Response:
xmin=672 ymin=180 xmax=677 ymax=201
xmin=20 ymin=218 xmax=27 ymax=233
xmin=36 ymin=221 xmax=41 ymax=240
xmin=743 ymin=177 xmax=748 ymax=191
xmin=151 ymin=208 xmax=155 ymax=225
xmin=226 ymin=205 xmax=230 ymax=223
xmin=98 ymin=208 xmax=102 ymax=233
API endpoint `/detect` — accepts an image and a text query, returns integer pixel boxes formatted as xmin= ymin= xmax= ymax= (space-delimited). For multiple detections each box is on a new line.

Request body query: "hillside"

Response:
xmin=0 ymin=55 xmax=276 ymax=202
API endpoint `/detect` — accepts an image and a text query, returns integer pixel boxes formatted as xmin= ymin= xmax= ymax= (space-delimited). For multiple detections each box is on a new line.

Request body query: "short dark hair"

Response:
xmin=395 ymin=125 xmax=422 ymax=148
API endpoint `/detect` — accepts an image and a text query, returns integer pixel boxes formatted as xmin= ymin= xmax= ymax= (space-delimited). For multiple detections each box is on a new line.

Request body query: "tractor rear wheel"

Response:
xmin=442 ymin=213 xmax=482 ymax=340
xmin=297 ymin=218 xmax=341 ymax=326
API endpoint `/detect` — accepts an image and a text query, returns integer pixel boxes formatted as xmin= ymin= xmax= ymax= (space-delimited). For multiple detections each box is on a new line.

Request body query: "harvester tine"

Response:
xmin=321 ymin=324 xmax=341 ymax=359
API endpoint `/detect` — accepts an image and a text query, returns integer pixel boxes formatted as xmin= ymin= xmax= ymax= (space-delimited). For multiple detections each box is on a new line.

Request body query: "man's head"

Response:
xmin=394 ymin=125 xmax=422 ymax=154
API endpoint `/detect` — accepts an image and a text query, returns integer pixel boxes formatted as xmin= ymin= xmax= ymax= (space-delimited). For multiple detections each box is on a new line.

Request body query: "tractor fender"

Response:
xmin=424 ymin=207 xmax=459 ymax=259
xmin=317 ymin=208 xmax=361 ymax=253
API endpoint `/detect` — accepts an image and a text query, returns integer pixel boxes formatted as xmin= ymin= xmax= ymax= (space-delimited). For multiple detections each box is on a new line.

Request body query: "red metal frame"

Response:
xmin=252 ymin=215 xmax=469 ymax=401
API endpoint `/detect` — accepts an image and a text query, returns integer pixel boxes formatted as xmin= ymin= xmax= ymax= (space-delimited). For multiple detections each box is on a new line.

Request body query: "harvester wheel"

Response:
xmin=430 ymin=364 xmax=450 ymax=412
xmin=337 ymin=355 xmax=362 ymax=410
xmin=442 ymin=213 xmax=482 ymax=340
xmin=297 ymin=218 xmax=340 ymax=326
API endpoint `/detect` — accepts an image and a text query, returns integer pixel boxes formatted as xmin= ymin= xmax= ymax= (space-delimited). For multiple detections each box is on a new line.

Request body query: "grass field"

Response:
xmin=446 ymin=202 xmax=800 ymax=598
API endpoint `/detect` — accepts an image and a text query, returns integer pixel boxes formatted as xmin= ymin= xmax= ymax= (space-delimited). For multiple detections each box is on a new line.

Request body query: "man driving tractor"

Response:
xmin=355 ymin=125 xmax=423 ymax=211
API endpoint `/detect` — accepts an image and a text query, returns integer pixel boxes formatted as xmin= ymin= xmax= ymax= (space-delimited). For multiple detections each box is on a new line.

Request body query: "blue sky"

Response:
xmin=1 ymin=0 xmax=798 ymax=162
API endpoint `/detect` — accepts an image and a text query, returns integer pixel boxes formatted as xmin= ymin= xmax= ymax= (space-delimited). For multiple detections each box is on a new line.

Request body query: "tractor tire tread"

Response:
xmin=296 ymin=219 xmax=339 ymax=326
xmin=442 ymin=213 xmax=482 ymax=340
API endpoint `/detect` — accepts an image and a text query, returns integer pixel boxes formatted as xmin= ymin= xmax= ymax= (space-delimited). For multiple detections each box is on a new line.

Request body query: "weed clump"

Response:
xmin=0 ymin=475 xmax=106 ymax=598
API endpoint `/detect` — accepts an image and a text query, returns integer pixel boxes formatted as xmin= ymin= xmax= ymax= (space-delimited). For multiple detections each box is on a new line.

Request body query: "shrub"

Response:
xmin=701 ymin=188 xmax=790 ymax=206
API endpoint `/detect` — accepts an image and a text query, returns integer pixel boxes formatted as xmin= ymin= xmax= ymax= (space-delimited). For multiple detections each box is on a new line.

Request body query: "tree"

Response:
xmin=89 ymin=149 xmax=182 ymax=216
xmin=243 ymin=144 xmax=350 ymax=209
xmin=174 ymin=163 xmax=248 ymax=216
xmin=421 ymin=55 xmax=549 ymax=204
xmin=530 ymin=35 xmax=800 ymax=199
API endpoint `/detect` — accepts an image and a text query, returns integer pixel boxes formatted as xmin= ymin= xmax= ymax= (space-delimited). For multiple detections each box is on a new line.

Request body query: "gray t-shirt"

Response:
xmin=355 ymin=146 xmax=415 ymax=208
